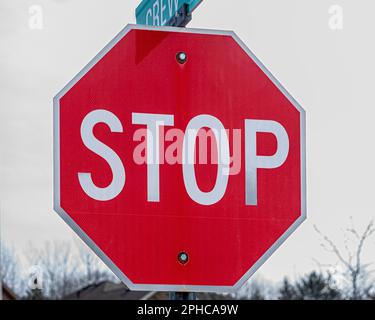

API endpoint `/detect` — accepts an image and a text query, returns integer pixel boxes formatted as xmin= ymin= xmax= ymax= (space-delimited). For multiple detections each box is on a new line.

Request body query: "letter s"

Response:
xmin=78 ymin=109 xmax=125 ymax=201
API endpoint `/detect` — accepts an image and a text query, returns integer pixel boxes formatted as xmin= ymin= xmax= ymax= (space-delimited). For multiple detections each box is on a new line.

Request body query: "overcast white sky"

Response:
xmin=1 ymin=0 xmax=375 ymax=286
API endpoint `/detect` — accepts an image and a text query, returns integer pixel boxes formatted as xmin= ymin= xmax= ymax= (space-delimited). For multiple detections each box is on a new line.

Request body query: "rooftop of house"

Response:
xmin=63 ymin=281 xmax=233 ymax=300
xmin=63 ymin=281 xmax=152 ymax=300
xmin=1 ymin=282 xmax=18 ymax=300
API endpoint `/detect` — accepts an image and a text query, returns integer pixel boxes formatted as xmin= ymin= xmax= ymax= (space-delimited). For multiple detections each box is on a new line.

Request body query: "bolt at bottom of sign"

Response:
xmin=178 ymin=252 xmax=189 ymax=264
xmin=176 ymin=52 xmax=187 ymax=64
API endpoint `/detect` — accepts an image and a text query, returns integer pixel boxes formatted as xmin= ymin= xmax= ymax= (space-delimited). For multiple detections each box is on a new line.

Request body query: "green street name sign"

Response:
xmin=136 ymin=0 xmax=202 ymax=27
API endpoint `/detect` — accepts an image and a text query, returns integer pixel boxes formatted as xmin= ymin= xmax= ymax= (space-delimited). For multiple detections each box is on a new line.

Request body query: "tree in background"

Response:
xmin=25 ymin=287 xmax=44 ymax=300
xmin=25 ymin=240 xmax=117 ymax=299
xmin=278 ymin=278 xmax=297 ymax=300
xmin=77 ymin=241 xmax=116 ymax=287
xmin=0 ymin=241 xmax=23 ymax=296
xmin=279 ymin=272 xmax=341 ymax=300
xmin=315 ymin=219 xmax=375 ymax=300
xmin=234 ymin=276 xmax=276 ymax=300
xmin=26 ymin=241 xmax=78 ymax=299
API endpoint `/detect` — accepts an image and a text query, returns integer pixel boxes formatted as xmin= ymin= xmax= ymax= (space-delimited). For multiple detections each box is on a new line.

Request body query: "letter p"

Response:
xmin=245 ymin=119 xmax=289 ymax=206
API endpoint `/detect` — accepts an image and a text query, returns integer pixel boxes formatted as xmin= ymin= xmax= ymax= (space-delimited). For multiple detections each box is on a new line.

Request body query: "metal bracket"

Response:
xmin=166 ymin=4 xmax=192 ymax=28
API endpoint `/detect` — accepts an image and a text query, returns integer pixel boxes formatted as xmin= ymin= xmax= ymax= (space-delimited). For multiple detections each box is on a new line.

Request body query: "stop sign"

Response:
xmin=54 ymin=25 xmax=306 ymax=292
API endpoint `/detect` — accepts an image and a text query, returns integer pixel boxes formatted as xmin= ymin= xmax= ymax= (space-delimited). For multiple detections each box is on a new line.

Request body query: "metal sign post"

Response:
xmin=136 ymin=0 xmax=203 ymax=301
xmin=167 ymin=3 xmax=191 ymax=27
xmin=169 ymin=292 xmax=196 ymax=300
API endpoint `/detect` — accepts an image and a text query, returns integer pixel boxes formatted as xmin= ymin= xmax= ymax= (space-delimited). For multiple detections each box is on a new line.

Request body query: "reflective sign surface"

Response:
xmin=54 ymin=25 xmax=306 ymax=292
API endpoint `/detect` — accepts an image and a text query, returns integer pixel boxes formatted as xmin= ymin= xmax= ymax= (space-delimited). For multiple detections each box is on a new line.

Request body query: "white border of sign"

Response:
xmin=53 ymin=24 xmax=307 ymax=293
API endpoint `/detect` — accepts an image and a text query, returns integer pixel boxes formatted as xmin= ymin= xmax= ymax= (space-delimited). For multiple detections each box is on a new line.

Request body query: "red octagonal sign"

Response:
xmin=54 ymin=25 xmax=306 ymax=292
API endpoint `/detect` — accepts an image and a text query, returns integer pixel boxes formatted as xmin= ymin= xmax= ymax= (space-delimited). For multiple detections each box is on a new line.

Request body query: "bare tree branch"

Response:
xmin=314 ymin=220 xmax=375 ymax=300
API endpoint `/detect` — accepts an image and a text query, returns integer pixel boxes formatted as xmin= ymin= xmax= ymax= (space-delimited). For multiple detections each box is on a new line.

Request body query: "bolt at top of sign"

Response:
xmin=176 ymin=51 xmax=187 ymax=64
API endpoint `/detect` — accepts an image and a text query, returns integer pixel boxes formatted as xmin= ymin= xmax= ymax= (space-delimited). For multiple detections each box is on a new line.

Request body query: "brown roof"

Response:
xmin=2 ymin=283 xmax=17 ymax=300
xmin=63 ymin=282 xmax=151 ymax=300
xmin=63 ymin=281 xmax=232 ymax=300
